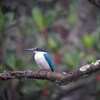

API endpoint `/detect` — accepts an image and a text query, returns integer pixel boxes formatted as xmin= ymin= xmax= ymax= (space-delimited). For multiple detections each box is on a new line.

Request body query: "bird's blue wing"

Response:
xmin=44 ymin=53 xmax=54 ymax=72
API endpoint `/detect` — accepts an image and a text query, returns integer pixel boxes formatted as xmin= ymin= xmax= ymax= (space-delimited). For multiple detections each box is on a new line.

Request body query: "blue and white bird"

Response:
xmin=25 ymin=46 xmax=54 ymax=72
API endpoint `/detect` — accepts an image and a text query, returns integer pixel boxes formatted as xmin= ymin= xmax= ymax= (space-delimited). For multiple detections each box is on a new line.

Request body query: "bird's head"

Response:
xmin=25 ymin=46 xmax=46 ymax=53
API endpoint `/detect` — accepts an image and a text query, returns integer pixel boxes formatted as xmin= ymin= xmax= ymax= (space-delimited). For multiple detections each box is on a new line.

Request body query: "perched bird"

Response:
xmin=25 ymin=46 xmax=54 ymax=72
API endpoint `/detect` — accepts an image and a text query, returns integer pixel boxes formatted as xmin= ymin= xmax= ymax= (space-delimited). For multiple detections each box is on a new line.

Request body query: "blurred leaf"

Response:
xmin=0 ymin=65 xmax=5 ymax=72
xmin=5 ymin=53 xmax=16 ymax=70
xmin=86 ymin=55 xmax=96 ymax=63
xmin=5 ymin=13 xmax=14 ymax=21
xmin=64 ymin=49 xmax=84 ymax=68
xmin=32 ymin=7 xmax=45 ymax=31
xmin=67 ymin=5 xmax=77 ymax=27
xmin=15 ymin=59 xmax=22 ymax=66
xmin=47 ymin=37 xmax=58 ymax=52
xmin=92 ymin=32 xmax=100 ymax=51
xmin=44 ymin=10 xmax=56 ymax=26
xmin=64 ymin=53 xmax=74 ymax=68
xmin=15 ymin=58 xmax=23 ymax=69
xmin=0 ymin=9 xmax=4 ymax=27
xmin=4 ymin=13 xmax=14 ymax=28
xmin=35 ymin=80 xmax=48 ymax=86
xmin=25 ymin=16 xmax=37 ymax=35
xmin=82 ymin=34 xmax=94 ymax=49
xmin=79 ymin=52 xmax=84 ymax=59
xmin=97 ymin=44 xmax=100 ymax=51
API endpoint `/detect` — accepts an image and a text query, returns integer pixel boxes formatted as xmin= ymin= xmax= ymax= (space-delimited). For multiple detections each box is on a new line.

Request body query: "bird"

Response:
xmin=25 ymin=46 xmax=54 ymax=72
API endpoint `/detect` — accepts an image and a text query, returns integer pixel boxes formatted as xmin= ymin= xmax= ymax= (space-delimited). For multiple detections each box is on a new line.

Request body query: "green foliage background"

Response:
xmin=0 ymin=0 xmax=100 ymax=100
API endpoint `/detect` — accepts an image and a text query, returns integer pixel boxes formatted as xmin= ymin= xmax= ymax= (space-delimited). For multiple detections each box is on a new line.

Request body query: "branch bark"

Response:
xmin=0 ymin=60 xmax=100 ymax=85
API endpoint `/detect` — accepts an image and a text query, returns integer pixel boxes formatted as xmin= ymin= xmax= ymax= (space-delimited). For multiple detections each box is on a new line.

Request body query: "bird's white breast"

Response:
xmin=34 ymin=52 xmax=50 ymax=70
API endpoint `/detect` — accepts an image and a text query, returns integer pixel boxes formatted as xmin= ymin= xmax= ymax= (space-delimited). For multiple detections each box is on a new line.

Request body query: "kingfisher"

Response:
xmin=25 ymin=46 xmax=54 ymax=72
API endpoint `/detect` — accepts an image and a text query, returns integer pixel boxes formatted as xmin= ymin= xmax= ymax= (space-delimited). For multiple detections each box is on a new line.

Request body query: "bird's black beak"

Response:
xmin=25 ymin=48 xmax=35 ymax=51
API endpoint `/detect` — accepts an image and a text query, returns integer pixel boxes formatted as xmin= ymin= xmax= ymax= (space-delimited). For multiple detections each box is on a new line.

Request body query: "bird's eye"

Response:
xmin=35 ymin=48 xmax=37 ymax=50
xmin=35 ymin=48 xmax=39 ymax=51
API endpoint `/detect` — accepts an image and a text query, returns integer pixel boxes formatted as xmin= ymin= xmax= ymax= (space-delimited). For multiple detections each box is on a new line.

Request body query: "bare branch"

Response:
xmin=88 ymin=0 xmax=100 ymax=9
xmin=0 ymin=60 xmax=100 ymax=85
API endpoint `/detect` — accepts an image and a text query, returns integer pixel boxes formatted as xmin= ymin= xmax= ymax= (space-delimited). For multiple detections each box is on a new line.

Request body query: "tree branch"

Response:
xmin=0 ymin=60 xmax=100 ymax=85
xmin=88 ymin=0 xmax=100 ymax=9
